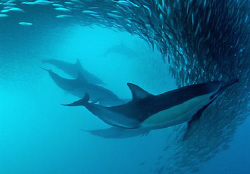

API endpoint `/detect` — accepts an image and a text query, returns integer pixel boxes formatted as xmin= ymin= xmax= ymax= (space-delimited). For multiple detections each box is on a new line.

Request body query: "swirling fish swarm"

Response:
xmin=1 ymin=0 xmax=249 ymax=173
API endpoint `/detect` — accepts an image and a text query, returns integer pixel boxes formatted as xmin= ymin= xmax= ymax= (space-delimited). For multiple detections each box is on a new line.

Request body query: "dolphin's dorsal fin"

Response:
xmin=127 ymin=83 xmax=151 ymax=100
xmin=75 ymin=59 xmax=83 ymax=68
xmin=77 ymin=72 xmax=88 ymax=83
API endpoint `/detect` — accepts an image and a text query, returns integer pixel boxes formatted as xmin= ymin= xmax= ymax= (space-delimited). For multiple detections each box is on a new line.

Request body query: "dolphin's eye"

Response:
xmin=210 ymin=95 xmax=215 ymax=99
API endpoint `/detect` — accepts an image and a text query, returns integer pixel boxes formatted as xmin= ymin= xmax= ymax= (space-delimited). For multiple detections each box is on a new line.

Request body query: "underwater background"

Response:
xmin=0 ymin=0 xmax=250 ymax=174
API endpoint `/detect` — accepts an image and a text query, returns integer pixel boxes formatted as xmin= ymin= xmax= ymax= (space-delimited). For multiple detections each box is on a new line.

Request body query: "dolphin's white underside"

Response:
xmin=141 ymin=92 xmax=217 ymax=130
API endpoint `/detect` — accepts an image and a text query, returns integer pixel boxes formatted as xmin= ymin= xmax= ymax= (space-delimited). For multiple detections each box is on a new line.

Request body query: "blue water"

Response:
xmin=200 ymin=117 xmax=250 ymax=174
xmin=0 ymin=1 xmax=250 ymax=174
xmin=0 ymin=25 xmax=173 ymax=174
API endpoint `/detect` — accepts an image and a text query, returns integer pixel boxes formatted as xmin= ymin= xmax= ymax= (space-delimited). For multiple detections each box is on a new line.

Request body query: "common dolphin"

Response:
xmin=42 ymin=59 xmax=104 ymax=85
xmin=64 ymin=79 xmax=238 ymax=138
xmin=102 ymin=42 xmax=139 ymax=58
xmin=41 ymin=68 xmax=125 ymax=106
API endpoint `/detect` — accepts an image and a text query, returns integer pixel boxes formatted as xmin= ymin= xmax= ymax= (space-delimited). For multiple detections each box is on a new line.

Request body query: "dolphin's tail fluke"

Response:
xmin=62 ymin=93 xmax=90 ymax=106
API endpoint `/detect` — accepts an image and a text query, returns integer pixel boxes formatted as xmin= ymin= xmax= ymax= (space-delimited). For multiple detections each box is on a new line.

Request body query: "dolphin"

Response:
xmin=41 ymin=68 xmax=125 ymax=106
xmin=63 ymin=79 xmax=238 ymax=138
xmin=102 ymin=42 xmax=139 ymax=58
xmin=42 ymin=59 xmax=104 ymax=85
xmin=81 ymin=127 xmax=150 ymax=139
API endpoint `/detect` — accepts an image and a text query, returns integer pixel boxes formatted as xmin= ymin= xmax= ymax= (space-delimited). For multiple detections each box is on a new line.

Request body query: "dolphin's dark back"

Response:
xmin=47 ymin=69 xmax=80 ymax=91
xmin=42 ymin=59 xmax=104 ymax=84
xmin=154 ymin=81 xmax=222 ymax=107
xmin=42 ymin=59 xmax=75 ymax=76
xmin=42 ymin=68 xmax=125 ymax=106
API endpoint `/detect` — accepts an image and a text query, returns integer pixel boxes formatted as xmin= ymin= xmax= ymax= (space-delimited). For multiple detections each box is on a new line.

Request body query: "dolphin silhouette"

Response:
xmin=64 ymin=80 xmax=238 ymax=138
xmin=41 ymin=68 xmax=125 ymax=106
xmin=42 ymin=59 xmax=104 ymax=85
xmin=81 ymin=127 xmax=149 ymax=139
xmin=102 ymin=42 xmax=139 ymax=58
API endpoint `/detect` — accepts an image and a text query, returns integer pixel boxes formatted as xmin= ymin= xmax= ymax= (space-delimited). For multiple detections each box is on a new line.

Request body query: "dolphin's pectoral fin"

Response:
xmin=127 ymin=83 xmax=153 ymax=100
xmin=182 ymin=100 xmax=214 ymax=141
xmin=182 ymin=79 xmax=238 ymax=141
xmin=182 ymin=119 xmax=198 ymax=141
